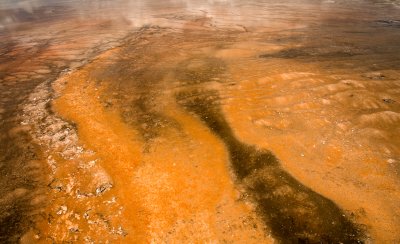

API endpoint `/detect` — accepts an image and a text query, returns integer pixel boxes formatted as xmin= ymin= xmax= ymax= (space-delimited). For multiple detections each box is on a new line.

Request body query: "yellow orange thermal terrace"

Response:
xmin=1 ymin=0 xmax=400 ymax=243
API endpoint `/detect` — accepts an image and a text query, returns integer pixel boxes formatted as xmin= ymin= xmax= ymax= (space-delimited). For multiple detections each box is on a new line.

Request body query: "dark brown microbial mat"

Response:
xmin=1 ymin=0 xmax=400 ymax=243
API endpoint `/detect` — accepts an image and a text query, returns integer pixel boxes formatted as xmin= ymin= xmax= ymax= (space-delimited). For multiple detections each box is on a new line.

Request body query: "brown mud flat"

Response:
xmin=1 ymin=0 xmax=400 ymax=243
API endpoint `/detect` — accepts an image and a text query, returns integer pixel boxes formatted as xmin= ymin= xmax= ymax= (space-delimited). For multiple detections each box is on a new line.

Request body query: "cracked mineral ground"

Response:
xmin=1 ymin=0 xmax=400 ymax=243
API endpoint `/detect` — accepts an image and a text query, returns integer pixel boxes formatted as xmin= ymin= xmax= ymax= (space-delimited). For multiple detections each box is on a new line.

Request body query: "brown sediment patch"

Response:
xmin=0 ymin=130 xmax=49 ymax=243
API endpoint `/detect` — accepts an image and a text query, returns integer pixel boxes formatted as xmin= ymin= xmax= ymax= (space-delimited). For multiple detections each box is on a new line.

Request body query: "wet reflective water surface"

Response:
xmin=1 ymin=0 xmax=400 ymax=243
